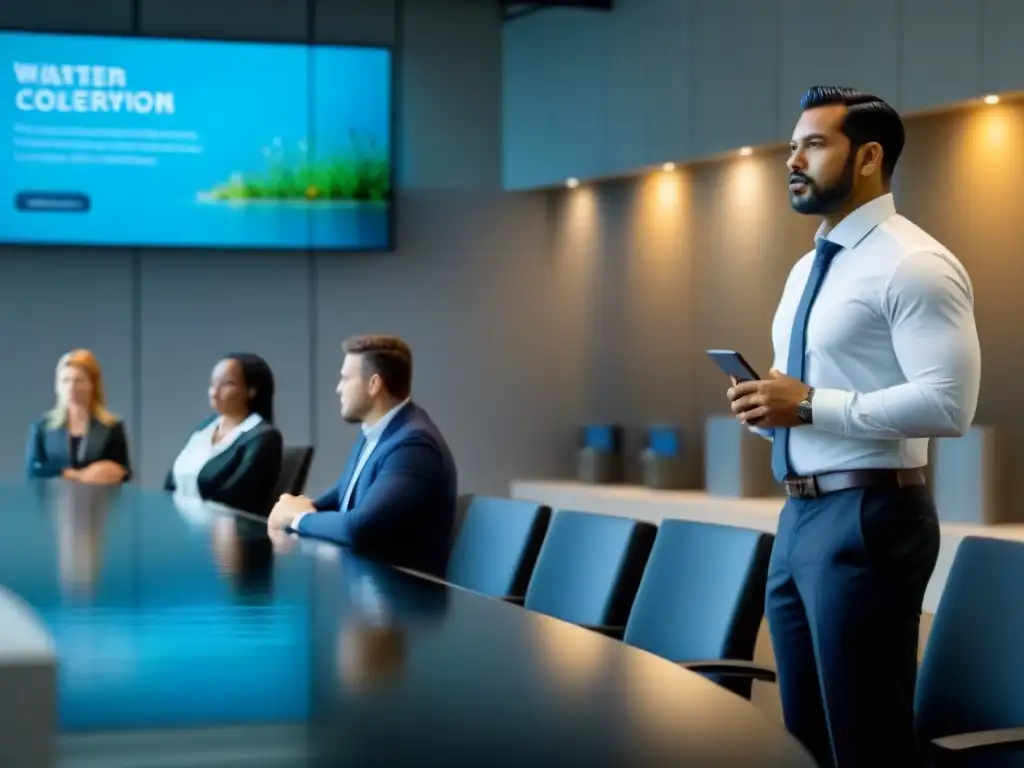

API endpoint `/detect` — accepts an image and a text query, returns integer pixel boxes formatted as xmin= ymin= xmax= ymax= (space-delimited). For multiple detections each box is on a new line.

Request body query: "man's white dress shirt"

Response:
xmin=764 ymin=193 xmax=981 ymax=476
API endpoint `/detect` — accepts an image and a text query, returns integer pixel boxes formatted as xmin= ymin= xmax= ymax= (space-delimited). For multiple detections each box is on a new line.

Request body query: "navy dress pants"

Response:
xmin=766 ymin=485 xmax=940 ymax=768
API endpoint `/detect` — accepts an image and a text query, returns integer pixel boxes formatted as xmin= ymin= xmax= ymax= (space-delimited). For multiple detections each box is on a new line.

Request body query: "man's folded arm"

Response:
xmin=293 ymin=439 xmax=442 ymax=549
xmin=312 ymin=484 xmax=341 ymax=512
xmin=286 ymin=482 xmax=341 ymax=531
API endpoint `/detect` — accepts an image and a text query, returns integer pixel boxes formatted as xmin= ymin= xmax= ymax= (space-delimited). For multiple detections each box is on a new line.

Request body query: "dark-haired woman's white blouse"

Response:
xmin=170 ymin=413 xmax=263 ymax=497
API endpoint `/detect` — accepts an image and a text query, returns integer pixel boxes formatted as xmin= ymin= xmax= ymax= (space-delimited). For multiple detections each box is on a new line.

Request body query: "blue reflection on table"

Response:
xmin=0 ymin=482 xmax=312 ymax=732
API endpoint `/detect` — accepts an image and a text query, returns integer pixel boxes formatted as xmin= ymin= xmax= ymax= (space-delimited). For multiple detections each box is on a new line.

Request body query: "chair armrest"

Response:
xmin=931 ymin=726 xmax=1024 ymax=758
xmin=577 ymin=624 xmax=626 ymax=640
xmin=678 ymin=659 xmax=777 ymax=683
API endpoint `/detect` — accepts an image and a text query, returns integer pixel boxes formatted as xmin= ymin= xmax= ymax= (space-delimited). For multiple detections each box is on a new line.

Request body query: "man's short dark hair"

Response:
xmin=800 ymin=86 xmax=905 ymax=181
xmin=343 ymin=334 xmax=413 ymax=400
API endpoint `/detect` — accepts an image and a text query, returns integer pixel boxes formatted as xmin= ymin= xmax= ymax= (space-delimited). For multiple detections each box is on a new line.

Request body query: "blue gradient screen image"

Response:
xmin=0 ymin=31 xmax=392 ymax=250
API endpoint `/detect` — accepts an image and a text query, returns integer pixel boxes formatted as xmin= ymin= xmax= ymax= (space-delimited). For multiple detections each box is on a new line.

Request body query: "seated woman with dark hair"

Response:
xmin=165 ymin=353 xmax=283 ymax=515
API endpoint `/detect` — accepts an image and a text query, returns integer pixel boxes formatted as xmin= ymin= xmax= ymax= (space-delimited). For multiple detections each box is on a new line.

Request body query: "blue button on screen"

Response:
xmin=15 ymin=191 xmax=90 ymax=212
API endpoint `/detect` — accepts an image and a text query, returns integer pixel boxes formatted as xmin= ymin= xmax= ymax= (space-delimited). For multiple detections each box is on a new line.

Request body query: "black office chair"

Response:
xmin=915 ymin=536 xmax=1024 ymax=767
xmin=523 ymin=509 xmax=656 ymax=630
xmin=616 ymin=519 xmax=775 ymax=699
xmin=445 ymin=496 xmax=550 ymax=603
xmin=272 ymin=445 xmax=314 ymax=499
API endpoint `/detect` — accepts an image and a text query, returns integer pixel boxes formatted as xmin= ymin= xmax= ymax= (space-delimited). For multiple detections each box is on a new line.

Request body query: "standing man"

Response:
xmin=727 ymin=86 xmax=981 ymax=767
xmin=268 ymin=334 xmax=458 ymax=578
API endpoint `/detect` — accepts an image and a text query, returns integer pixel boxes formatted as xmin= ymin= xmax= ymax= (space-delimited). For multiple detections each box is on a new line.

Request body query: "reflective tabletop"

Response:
xmin=0 ymin=482 xmax=814 ymax=767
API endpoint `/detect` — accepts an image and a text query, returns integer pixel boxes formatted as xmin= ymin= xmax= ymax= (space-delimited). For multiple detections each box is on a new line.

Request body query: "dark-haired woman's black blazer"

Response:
xmin=164 ymin=415 xmax=283 ymax=516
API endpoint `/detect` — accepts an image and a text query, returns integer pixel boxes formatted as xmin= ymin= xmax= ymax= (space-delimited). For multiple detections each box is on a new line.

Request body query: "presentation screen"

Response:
xmin=0 ymin=31 xmax=393 ymax=250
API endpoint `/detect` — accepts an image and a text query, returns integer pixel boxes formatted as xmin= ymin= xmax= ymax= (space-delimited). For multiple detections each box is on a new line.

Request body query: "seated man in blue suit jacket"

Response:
xmin=268 ymin=335 xmax=457 ymax=578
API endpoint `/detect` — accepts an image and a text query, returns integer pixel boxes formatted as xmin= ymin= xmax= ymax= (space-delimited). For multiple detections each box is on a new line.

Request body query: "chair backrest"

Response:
xmin=916 ymin=536 xmax=1024 ymax=744
xmin=524 ymin=509 xmax=656 ymax=627
xmin=450 ymin=492 xmax=475 ymax=548
xmin=273 ymin=446 xmax=315 ymax=499
xmin=623 ymin=519 xmax=774 ymax=662
xmin=445 ymin=496 xmax=551 ymax=600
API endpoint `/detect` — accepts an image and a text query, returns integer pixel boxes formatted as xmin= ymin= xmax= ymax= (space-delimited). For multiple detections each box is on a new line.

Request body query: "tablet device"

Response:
xmin=706 ymin=349 xmax=761 ymax=382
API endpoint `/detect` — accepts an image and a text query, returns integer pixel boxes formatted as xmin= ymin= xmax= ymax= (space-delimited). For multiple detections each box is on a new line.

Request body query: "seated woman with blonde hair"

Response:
xmin=26 ymin=349 xmax=132 ymax=484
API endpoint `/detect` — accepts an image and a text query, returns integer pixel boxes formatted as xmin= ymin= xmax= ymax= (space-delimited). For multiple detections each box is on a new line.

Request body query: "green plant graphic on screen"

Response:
xmin=200 ymin=130 xmax=389 ymax=204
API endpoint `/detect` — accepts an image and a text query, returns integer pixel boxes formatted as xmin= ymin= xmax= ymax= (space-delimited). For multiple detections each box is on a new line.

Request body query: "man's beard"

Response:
xmin=789 ymin=151 xmax=856 ymax=215
xmin=341 ymin=400 xmax=367 ymax=424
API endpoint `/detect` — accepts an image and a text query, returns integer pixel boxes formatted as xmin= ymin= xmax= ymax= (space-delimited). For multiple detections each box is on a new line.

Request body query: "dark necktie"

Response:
xmin=770 ymin=239 xmax=844 ymax=482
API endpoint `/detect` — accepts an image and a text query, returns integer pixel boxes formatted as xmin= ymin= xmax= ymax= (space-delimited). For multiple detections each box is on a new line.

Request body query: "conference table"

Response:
xmin=0 ymin=481 xmax=815 ymax=767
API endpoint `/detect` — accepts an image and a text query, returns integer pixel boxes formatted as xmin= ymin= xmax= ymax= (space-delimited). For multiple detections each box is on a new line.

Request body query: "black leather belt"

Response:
xmin=783 ymin=468 xmax=926 ymax=499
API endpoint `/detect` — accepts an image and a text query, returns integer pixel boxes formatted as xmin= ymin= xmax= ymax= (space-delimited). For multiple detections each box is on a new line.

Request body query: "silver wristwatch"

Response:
xmin=796 ymin=387 xmax=815 ymax=424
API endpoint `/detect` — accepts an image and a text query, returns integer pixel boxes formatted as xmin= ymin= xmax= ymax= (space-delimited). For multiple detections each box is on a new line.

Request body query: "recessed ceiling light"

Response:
xmin=738 ymin=146 xmax=753 ymax=156
xmin=984 ymin=94 xmax=1000 ymax=105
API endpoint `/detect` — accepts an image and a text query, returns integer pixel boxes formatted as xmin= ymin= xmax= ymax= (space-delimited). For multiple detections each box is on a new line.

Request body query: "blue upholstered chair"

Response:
xmin=916 ymin=536 xmax=1024 ymax=766
xmin=523 ymin=509 xmax=656 ymax=630
xmin=620 ymin=518 xmax=775 ymax=698
xmin=445 ymin=496 xmax=550 ymax=603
